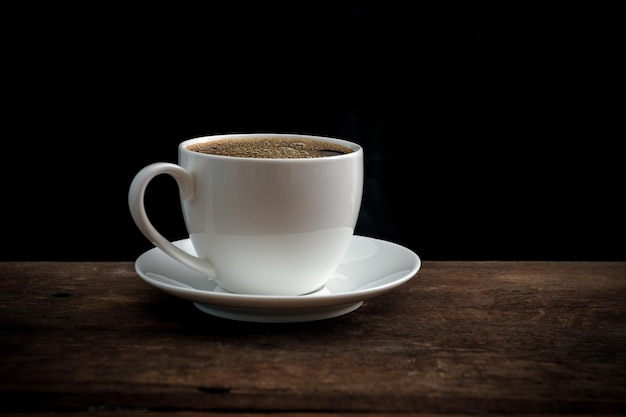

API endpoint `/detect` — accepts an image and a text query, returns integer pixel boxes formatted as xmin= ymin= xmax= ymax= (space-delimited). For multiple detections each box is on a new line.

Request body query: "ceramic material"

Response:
xmin=129 ymin=133 xmax=364 ymax=296
xmin=135 ymin=235 xmax=421 ymax=323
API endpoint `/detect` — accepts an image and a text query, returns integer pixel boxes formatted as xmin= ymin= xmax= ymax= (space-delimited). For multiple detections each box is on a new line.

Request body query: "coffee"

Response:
xmin=187 ymin=137 xmax=354 ymax=159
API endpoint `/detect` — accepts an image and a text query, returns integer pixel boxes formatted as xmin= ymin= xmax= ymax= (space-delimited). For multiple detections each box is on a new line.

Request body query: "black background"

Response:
xmin=3 ymin=5 xmax=624 ymax=261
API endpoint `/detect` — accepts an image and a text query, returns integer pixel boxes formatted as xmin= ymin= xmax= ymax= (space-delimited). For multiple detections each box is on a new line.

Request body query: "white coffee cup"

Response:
xmin=129 ymin=133 xmax=364 ymax=295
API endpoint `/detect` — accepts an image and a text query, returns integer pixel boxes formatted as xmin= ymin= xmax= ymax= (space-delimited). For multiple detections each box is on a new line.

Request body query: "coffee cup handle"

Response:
xmin=128 ymin=162 xmax=217 ymax=279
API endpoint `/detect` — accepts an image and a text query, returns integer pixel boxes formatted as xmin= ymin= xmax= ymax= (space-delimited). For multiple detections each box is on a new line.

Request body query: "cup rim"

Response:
xmin=179 ymin=133 xmax=362 ymax=160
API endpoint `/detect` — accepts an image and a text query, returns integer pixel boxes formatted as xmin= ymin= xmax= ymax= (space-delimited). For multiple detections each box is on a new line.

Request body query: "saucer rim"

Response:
xmin=134 ymin=235 xmax=421 ymax=310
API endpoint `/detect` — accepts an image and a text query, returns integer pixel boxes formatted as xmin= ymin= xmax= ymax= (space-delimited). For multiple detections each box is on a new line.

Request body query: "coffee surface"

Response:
xmin=187 ymin=137 xmax=354 ymax=159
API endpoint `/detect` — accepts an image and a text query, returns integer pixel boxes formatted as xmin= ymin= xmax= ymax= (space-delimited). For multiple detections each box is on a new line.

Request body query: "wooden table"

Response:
xmin=1 ymin=260 xmax=625 ymax=416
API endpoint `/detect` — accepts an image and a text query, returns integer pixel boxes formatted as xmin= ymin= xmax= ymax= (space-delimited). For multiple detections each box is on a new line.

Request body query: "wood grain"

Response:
xmin=1 ymin=261 xmax=625 ymax=415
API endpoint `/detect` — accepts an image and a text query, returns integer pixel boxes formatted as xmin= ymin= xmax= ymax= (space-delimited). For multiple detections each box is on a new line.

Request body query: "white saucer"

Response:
xmin=134 ymin=235 xmax=421 ymax=323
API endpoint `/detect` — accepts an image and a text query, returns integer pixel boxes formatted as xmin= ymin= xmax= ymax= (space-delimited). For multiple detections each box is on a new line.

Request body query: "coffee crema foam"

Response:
xmin=187 ymin=137 xmax=354 ymax=159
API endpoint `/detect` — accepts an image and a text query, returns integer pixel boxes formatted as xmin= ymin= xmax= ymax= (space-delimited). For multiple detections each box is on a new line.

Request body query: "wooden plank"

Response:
xmin=1 ymin=261 xmax=625 ymax=414
xmin=7 ymin=413 xmax=615 ymax=417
